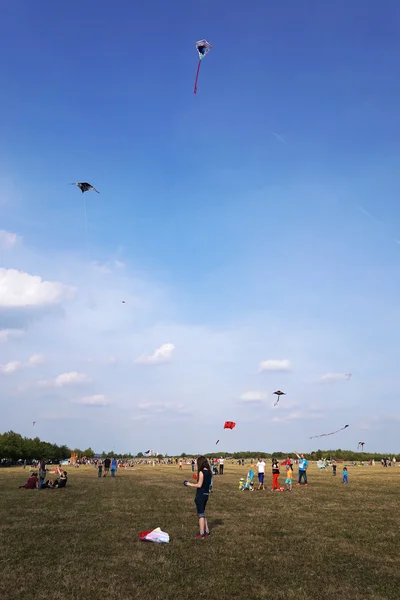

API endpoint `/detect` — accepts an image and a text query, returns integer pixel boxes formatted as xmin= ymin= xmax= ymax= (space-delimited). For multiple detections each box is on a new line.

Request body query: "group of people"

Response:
xmin=20 ymin=464 xmax=68 ymax=490
xmin=97 ymin=457 xmax=118 ymax=477
xmin=255 ymin=453 xmax=309 ymax=492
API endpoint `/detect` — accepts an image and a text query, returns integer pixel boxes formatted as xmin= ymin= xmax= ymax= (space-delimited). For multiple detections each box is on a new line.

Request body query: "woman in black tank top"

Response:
xmin=184 ymin=455 xmax=212 ymax=539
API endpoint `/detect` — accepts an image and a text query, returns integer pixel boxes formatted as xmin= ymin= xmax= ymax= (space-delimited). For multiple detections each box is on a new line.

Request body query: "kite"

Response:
xmin=216 ymin=421 xmax=236 ymax=444
xmin=194 ymin=40 xmax=212 ymax=95
xmin=273 ymin=390 xmax=286 ymax=407
xmin=139 ymin=527 xmax=170 ymax=544
xmin=345 ymin=373 xmax=352 ymax=380
xmin=70 ymin=182 xmax=100 ymax=194
xmin=358 ymin=441 xmax=365 ymax=450
xmin=310 ymin=424 xmax=349 ymax=440
xmin=32 ymin=421 xmax=36 ymax=426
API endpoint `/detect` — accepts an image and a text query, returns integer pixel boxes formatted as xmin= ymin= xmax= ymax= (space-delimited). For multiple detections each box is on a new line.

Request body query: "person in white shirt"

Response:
xmin=256 ymin=457 xmax=266 ymax=490
xmin=219 ymin=458 xmax=225 ymax=475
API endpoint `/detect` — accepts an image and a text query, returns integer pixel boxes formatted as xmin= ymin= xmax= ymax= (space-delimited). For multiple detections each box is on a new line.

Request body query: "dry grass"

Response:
xmin=1 ymin=463 xmax=400 ymax=600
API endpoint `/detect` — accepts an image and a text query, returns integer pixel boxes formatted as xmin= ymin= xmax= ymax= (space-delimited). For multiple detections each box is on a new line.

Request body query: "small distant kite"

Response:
xmin=215 ymin=439 xmax=220 ymax=445
xmin=273 ymin=390 xmax=286 ymax=407
xmin=32 ymin=421 xmax=36 ymax=426
xmin=70 ymin=182 xmax=100 ymax=194
xmin=345 ymin=373 xmax=352 ymax=380
xmin=358 ymin=441 xmax=365 ymax=450
xmin=194 ymin=39 xmax=212 ymax=95
xmin=310 ymin=424 xmax=349 ymax=440
xmin=122 ymin=301 xmax=126 ymax=304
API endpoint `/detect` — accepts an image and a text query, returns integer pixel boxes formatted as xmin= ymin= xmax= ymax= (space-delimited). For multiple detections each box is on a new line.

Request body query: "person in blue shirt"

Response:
xmin=342 ymin=467 xmax=349 ymax=484
xmin=110 ymin=458 xmax=118 ymax=477
xmin=295 ymin=452 xmax=308 ymax=486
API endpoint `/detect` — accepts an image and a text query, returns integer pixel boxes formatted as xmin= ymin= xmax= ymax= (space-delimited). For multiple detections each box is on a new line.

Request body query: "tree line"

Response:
xmin=1 ymin=431 xmax=398 ymax=462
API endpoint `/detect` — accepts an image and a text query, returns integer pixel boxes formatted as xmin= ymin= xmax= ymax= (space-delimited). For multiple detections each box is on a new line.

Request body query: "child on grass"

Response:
xmin=256 ymin=457 xmax=266 ymax=490
xmin=285 ymin=464 xmax=293 ymax=492
xmin=342 ymin=466 xmax=349 ymax=484
xmin=271 ymin=459 xmax=281 ymax=491
xmin=184 ymin=455 xmax=212 ymax=539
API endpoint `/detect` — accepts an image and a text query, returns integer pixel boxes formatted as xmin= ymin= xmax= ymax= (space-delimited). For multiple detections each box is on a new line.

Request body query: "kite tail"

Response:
xmin=194 ymin=60 xmax=201 ymax=95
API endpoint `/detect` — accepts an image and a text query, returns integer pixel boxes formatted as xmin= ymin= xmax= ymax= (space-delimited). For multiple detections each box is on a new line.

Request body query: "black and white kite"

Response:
xmin=273 ymin=390 xmax=286 ymax=407
xmin=70 ymin=182 xmax=100 ymax=194
xmin=310 ymin=424 xmax=349 ymax=440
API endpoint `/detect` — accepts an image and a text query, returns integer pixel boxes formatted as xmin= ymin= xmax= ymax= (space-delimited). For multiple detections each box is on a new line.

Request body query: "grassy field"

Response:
xmin=1 ymin=463 xmax=400 ymax=600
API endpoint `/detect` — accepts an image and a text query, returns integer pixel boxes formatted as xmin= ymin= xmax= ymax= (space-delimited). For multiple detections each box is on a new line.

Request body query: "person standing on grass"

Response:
xmin=110 ymin=458 xmax=118 ymax=477
xmin=219 ymin=457 xmax=225 ymax=475
xmin=285 ymin=463 xmax=293 ymax=492
xmin=103 ymin=456 xmax=111 ymax=477
xmin=256 ymin=457 xmax=266 ymax=490
xmin=184 ymin=455 xmax=212 ymax=539
xmin=271 ymin=458 xmax=281 ymax=491
xmin=342 ymin=466 xmax=349 ymax=484
xmin=294 ymin=452 xmax=308 ymax=486
xmin=98 ymin=461 xmax=103 ymax=478
xmin=38 ymin=458 xmax=47 ymax=489
xmin=332 ymin=461 xmax=337 ymax=476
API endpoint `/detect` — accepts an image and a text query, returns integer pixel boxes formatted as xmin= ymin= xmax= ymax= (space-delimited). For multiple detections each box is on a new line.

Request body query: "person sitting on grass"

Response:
xmin=184 ymin=455 xmax=212 ymax=539
xmin=19 ymin=473 xmax=38 ymax=489
xmin=58 ymin=470 xmax=68 ymax=488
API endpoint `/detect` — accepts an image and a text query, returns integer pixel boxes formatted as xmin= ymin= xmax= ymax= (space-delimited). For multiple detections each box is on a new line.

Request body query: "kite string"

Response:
xmin=83 ymin=195 xmax=90 ymax=259
xmin=194 ymin=60 xmax=201 ymax=95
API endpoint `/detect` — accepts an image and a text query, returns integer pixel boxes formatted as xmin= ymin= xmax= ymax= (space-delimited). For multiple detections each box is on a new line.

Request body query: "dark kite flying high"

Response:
xmin=70 ymin=182 xmax=100 ymax=194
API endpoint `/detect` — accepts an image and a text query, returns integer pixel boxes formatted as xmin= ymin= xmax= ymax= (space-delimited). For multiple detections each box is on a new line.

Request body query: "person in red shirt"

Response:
xmin=19 ymin=473 xmax=38 ymax=489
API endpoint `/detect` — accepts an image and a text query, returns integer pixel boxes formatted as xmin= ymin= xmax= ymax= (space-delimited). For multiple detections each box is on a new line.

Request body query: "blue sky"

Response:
xmin=1 ymin=1 xmax=400 ymax=455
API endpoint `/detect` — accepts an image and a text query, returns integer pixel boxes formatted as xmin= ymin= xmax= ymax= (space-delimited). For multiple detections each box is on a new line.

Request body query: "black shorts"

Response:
xmin=195 ymin=493 xmax=208 ymax=516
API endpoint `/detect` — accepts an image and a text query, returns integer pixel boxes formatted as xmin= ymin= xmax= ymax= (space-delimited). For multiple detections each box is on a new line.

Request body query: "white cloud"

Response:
xmin=135 ymin=343 xmax=175 ymax=365
xmin=0 ymin=360 xmax=23 ymax=374
xmin=259 ymin=359 xmax=292 ymax=372
xmin=0 ymin=354 xmax=45 ymax=374
xmin=74 ymin=394 xmax=108 ymax=406
xmin=0 ymin=328 xmax=24 ymax=342
xmin=272 ymin=410 xmax=324 ymax=423
xmin=240 ymin=391 xmax=268 ymax=402
xmin=0 ymin=230 xmax=19 ymax=249
xmin=38 ymin=371 xmax=91 ymax=388
xmin=320 ymin=373 xmax=351 ymax=382
xmin=27 ymin=354 xmax=45 ymax=366
xmin=0 ymin=268 xmax=76 ymax=308
xmin=138 ymin=401 xmax=189 ymax=415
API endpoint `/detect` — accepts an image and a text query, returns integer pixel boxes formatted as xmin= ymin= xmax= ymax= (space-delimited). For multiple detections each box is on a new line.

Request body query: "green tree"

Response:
xmin=83 ymin=448 xmax=95 ymax=458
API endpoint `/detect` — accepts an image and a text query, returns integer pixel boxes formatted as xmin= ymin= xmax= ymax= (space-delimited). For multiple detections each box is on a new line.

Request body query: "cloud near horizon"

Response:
xmin=320 ymin=373 xmax=351 ymax=382
xmin=134 ymin=343 xmax=175 ymax=365
xmin=0 ymin=268 xmax=76 ymax=308
xmin=0 ymin=229 xmax=19 ymax=249
xmin=259 ymin=359 xmax=292 ymax=373
xmin=38 ymin=372 xmax=91 ymax=388
xmin=1 ymin=228 xmax=398 ymax=454
xmin=73 ymin=394 xmax=108 ymax=406
xmin=0 ymin=353 xmax=45 ymax=374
